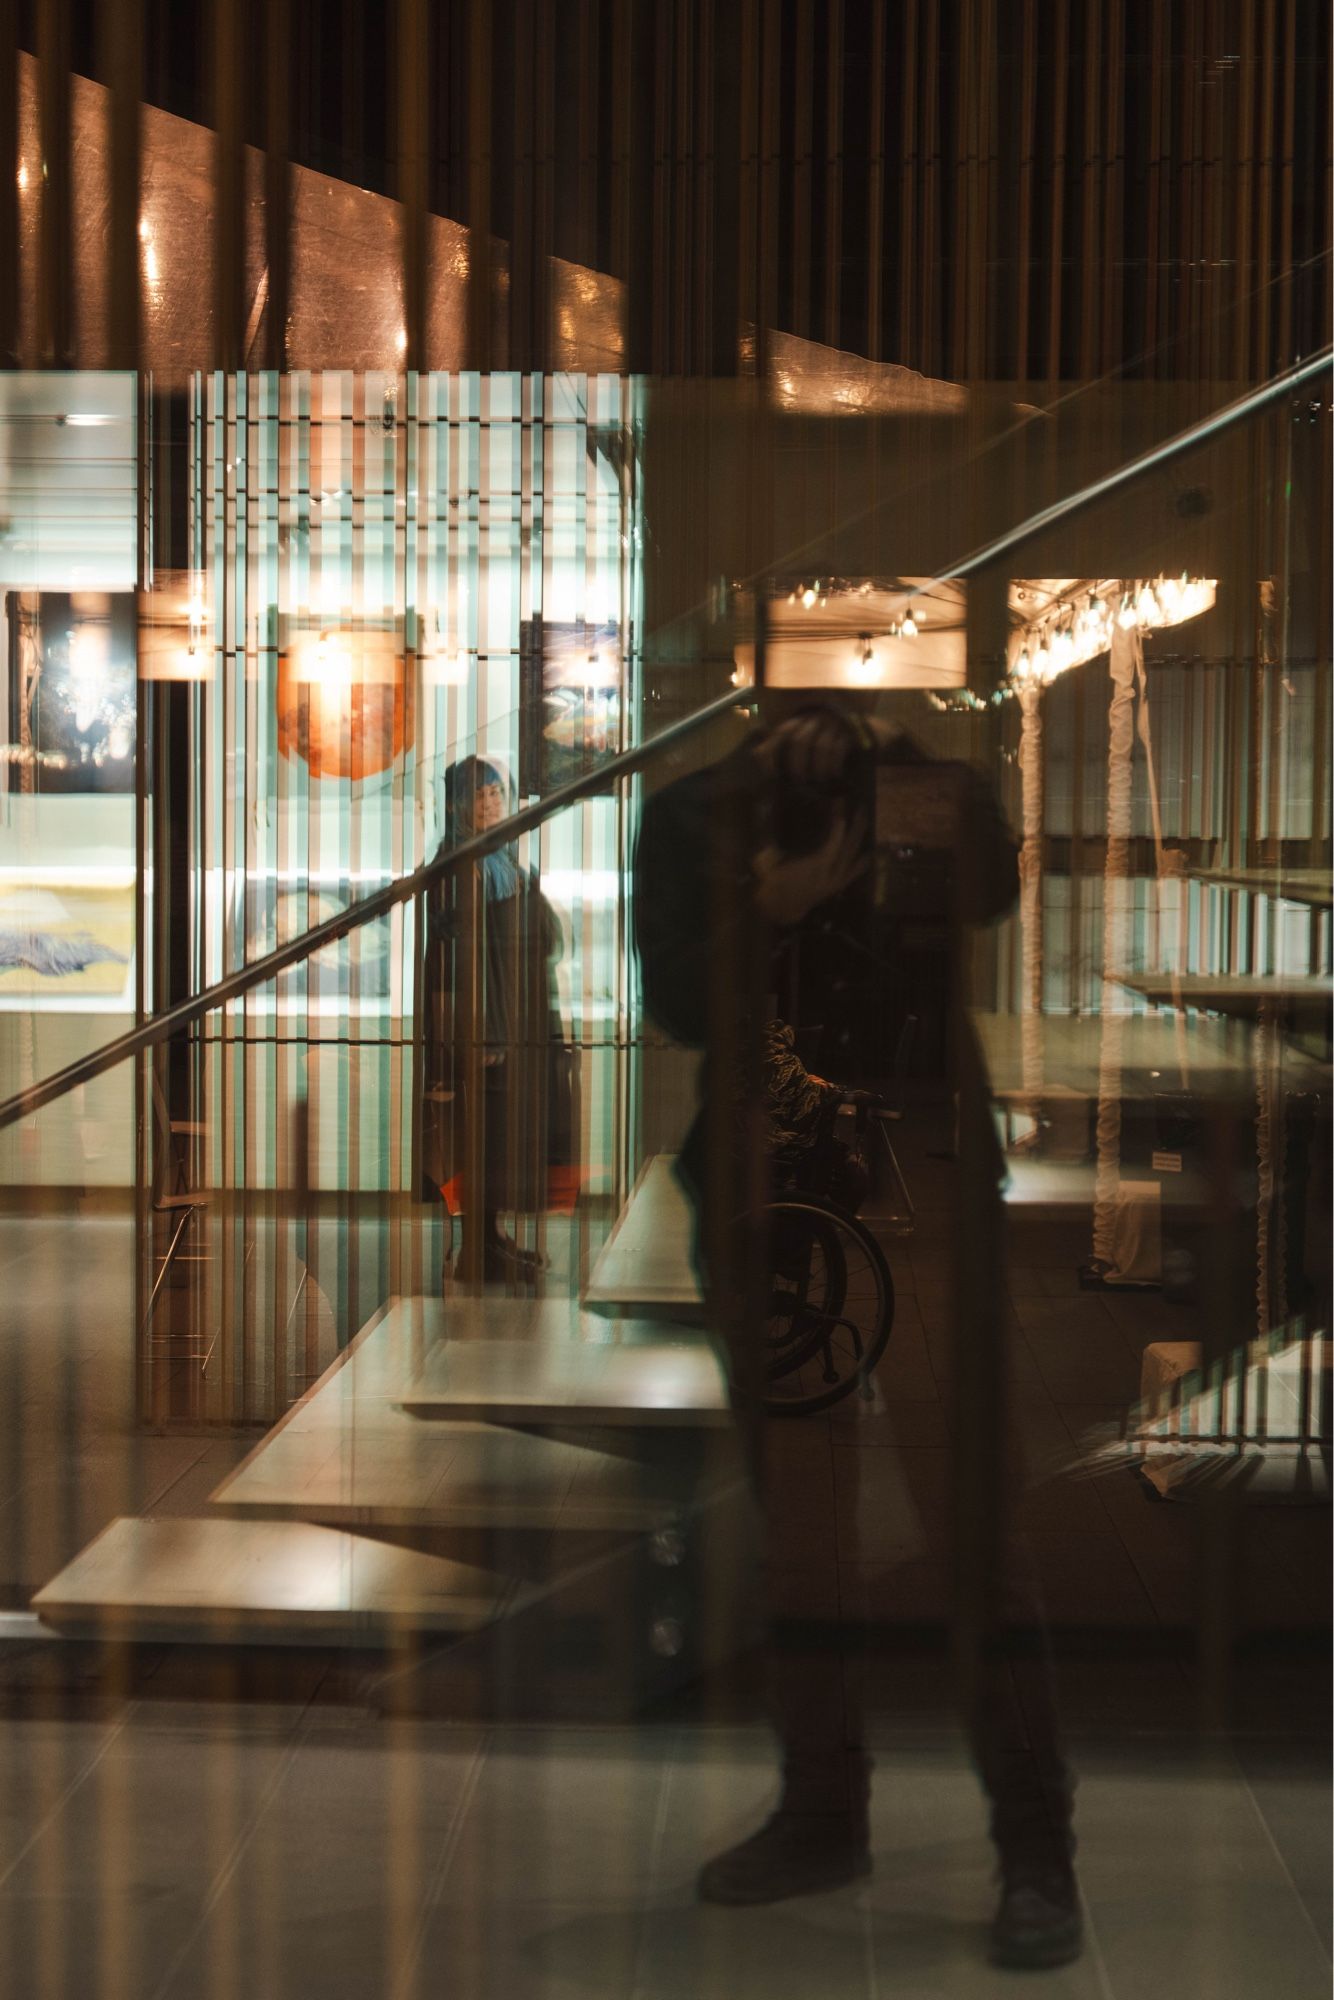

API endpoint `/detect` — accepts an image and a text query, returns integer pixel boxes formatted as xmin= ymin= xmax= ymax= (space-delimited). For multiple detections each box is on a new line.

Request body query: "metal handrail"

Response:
xmin=914 ymin=344 xmax=1332 ymax=593
xmin=0 ymin=343 xmax=1327 ymax=1136
xmin=0 ymin=683 xmax=746 ymax=1132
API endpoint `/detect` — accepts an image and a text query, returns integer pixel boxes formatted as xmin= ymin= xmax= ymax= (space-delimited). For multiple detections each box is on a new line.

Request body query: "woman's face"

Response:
xmin=472 ymin=782 xmax=506 ymax=832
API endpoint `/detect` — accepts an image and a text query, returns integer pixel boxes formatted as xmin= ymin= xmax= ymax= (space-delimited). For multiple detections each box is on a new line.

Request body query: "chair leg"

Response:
xmin=879 ymin=1129 xmax=917 ymax=1234
xmin=142 ymin=1204 xmax=198 ymax=1335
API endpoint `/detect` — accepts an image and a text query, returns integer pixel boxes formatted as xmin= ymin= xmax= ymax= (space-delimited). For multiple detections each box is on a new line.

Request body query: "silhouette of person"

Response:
xmin=635 ymin=702 xmax=1080 ymax=1969
xmin=421 ymin=755 xmax=574 ymax=1284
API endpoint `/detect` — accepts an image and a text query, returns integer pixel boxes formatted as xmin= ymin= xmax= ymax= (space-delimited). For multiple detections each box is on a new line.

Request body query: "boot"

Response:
xmin=479 ymin=1226 xmax=541 ymax=1284
xmin=989 ymin=1856 xmax=1083 ymax=1970
xmin=698 ymin=1746 xmax=872 ymax=1907
xmin=697 ymin=1809 xmax=871 ymax=1906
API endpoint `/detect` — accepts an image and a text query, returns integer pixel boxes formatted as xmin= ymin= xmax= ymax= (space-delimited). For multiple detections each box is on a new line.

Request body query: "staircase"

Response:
xmin=33 ymin=1277 xmax=747 ymax=1705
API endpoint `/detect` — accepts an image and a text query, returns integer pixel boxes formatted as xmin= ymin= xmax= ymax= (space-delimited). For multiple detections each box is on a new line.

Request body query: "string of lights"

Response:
xmin=1009 ymin=575 xmax=1217 ymax=688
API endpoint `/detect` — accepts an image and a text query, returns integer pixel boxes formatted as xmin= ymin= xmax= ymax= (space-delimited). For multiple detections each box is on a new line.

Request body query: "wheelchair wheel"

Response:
xmin=763 ymin=1206 xmax=847 ymax=1374
xmin=761 ymin=1198 xmax=894 ymax=1417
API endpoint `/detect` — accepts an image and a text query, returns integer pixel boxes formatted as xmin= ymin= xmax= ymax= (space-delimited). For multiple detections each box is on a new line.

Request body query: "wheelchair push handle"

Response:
xmin=831 ymin=1087 xmax=890 ymax=1139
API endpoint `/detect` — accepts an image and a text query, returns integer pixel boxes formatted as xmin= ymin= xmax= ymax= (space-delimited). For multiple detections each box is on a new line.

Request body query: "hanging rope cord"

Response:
xmin=1017 ymin=683 xmax=1046 ymax=1131
xmin=1095 ymin=628 xmax=1282 ymax=1351
xmin=1090 ymin=628 xmax=1139 ymax=1269
xmin=1092 ymin=624 xmax=1193 ymax=1269
xmin=1130 ymin=641 xmax=1192 ymax=1087
xmin=1131 ymin=640 xmax=1282 ymax=1337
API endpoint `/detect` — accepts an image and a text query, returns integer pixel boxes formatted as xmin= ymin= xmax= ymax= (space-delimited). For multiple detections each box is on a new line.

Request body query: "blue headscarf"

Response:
xmin=443 ymin=755 xmax=521 ymax=902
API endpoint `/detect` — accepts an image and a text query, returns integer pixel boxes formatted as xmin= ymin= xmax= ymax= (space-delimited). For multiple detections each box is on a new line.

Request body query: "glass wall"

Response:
xmin=0 ymin=6 xmax=1326 ymax=1993
xmin=190 ymin=369 xmax=641 ymax=1186
xmin=0 ymin=372 xmax=138 ymax=1187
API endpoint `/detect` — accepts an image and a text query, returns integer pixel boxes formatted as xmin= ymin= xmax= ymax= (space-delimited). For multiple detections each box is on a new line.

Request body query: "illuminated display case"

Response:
xmin=193 ymin=370 xmax=644 ymax=1195
xmin=0 ymin=375 xmax=138 ymax=1186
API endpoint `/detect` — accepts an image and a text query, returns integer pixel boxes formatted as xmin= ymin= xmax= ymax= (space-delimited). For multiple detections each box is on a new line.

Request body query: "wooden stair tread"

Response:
xmin=399 ymin=1337 xmax=729 ymax=1429
xmin=208 ymin=1294 xmax=734 ymax=1526
xmin=32 ymin=1516 xmax=515 ymax=1645
xmin=211 ymin=1414 xmax=735 ymax=1529
xmin=583 ymin=1155 xmax=703 ymax=1316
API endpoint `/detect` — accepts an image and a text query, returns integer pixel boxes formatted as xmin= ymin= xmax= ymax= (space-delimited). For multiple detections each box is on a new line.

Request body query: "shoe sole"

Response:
xmin=698 ymin=1854 xmax=873 ymax=1907
xmin=989 ymin=1926 xmax=1084 ymax=1971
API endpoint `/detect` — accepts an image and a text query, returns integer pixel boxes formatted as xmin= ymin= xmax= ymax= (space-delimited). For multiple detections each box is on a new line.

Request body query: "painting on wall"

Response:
xmin=0 ymin=883 xmax=133 ymax=998
xmin=275 ymin=625 xmax=414 ymax=783
xmin=241 ymin=877 xmax=394 ymax=1008
xmin=4 ymin=593 xmax=137 ymax=795
xmin=519 ymin=618 xmax=623 ymax=796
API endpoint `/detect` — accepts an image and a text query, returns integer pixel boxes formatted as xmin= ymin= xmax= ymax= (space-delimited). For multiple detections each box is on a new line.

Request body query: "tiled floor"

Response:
xmin=0 ymin=1699 xmax=1326 ymax=2000
xmin=0 ymin=1153 xmax=1328 ymax=1996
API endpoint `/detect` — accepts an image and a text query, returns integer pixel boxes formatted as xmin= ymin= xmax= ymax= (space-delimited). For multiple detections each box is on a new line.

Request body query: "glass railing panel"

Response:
xmin=0 ymin=363 xmax=1325 ymax=2000
xmin=0 ymin=1061 xmax=140 ymax=1614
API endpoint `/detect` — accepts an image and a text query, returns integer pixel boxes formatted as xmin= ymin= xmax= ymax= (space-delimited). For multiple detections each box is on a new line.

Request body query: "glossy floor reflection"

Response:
xmin=0 ymin=1143 xmax=1328 ymax=1998
xmin=0 ymin=1703 xmax=1326 ymax=1999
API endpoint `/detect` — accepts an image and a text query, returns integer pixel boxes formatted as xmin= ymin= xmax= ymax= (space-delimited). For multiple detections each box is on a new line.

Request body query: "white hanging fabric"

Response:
xmin=1253 ymin=996 xmax=1286 ymax=1341
xmin=1017 ymin=681 xmax=1046 ymax=1135
xmin=1091 ymin=624 xmax=1139 ymax=1272
xmin=1131 ymin=631 xmax=1191 ymax=1088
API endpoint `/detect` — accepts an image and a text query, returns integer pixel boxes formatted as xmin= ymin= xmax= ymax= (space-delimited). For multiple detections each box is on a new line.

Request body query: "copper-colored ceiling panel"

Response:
xmin=15 ymin=51 xmax=625 ymax=378
xmin=768 ymin=330 xmax=968 ymax=418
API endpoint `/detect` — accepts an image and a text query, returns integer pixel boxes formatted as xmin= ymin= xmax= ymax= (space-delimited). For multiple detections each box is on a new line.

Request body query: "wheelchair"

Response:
xmin=759 ymin=1090 xmax=902 ymax=1418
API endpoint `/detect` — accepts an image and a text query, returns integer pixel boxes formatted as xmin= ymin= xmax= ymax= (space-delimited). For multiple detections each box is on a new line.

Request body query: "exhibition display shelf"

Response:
xmin=975 ymin=1007 xmax=1280 ymax=1097
xmin=1183 ymin=865 xmax=1333 ymax=911
xmin=1098 ymin=1332 xmax=1333 ymax=1502
xmin=1114 ymin=973 xmax=1333 ymax=1032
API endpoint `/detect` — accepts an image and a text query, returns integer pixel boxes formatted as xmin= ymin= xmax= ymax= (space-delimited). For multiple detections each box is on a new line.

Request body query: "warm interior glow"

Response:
xmin=285 ymin=626 xmax=402 ymax=686
xmin=1008 ymin=576 xmax=1217 ymax=687
xmin=137 ymin=572 xmax=214 ymax=681
xmin=733 ymin=579 xmax=965 ymax=690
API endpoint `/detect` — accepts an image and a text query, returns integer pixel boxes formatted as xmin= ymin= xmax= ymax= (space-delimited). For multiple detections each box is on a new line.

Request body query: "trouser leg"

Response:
xmin=719 ymin=1298 xmax=872 ymax=1825
xmin=689 ymin=1148 xmax=872 ymax=1829
xmin=968 ymin=1550 xmax=1076 ymax=1869
xmin=768 ymin=1625 xmax=872 ymax=1822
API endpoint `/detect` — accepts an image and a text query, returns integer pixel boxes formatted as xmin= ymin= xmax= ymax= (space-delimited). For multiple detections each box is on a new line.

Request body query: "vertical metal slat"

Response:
xmin=399 ymin=0 xmax=429 ymax=373
xmin=214 ymin=0 xmax=246 ymax=372
xmin=37 ymin=0 xmax=72 ymax=366
xmin=866 ymin=0 xmax=886 ymax=362
xmin=1044 ymin=0 xmax=1069 ymax=383
xmin=104 ymin=0 xmax=143 ymax=374
xmin=823 ymin=0 xmax=843 ymax=353
xmin=0 ymin=0 xmax=15 ymax=365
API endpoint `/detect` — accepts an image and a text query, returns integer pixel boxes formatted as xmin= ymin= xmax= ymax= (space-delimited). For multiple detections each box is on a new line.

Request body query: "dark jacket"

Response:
xmin=419 ymin=852 xmax=569 ymax=1209
xmin=635 ymin=726 xmax=1019 ymax=1049
xmin=633 ymin=725 xmax=1019 ymax=1213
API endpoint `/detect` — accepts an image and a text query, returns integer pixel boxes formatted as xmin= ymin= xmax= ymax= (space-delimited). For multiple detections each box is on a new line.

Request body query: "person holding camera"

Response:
xmin=634 ymin=701 xmax=1081 ymax=1971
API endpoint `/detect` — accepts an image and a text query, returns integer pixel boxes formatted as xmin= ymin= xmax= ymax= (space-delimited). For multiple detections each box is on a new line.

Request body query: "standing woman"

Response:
xmin=420 ymin=755 xmax=573 ymax=1284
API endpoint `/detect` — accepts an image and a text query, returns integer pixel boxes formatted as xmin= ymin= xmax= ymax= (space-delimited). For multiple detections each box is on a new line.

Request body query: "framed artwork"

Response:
xmin=240 ymin=876 xmax=395 ymax=1009
xmin=4 ymin=592 xmax=136 ymax=795
xmin=519 ymin=617 xmax=623 ymax=797
xmin=0 ymin=880 xmax=133 ymax=1000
